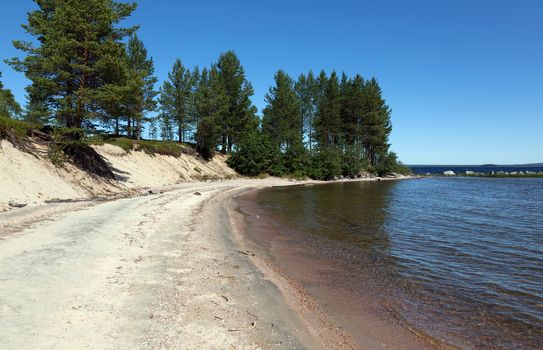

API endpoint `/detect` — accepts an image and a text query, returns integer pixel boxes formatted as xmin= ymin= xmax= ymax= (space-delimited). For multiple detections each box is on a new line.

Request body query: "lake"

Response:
xmin=237 ymin=177 xmax=543 ymax=349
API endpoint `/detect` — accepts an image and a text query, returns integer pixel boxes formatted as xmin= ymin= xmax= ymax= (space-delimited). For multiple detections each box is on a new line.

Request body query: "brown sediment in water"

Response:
xmin=228 ymin=186 xmax=447 ymax=350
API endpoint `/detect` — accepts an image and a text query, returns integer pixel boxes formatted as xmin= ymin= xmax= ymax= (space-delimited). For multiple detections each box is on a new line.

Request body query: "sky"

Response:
xmin=0 ymin=0 xmax=542 ymax=165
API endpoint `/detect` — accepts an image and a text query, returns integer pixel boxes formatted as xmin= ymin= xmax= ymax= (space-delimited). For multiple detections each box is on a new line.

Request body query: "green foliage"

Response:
xmin=342 ymin=145 xmax=368 ymax=178
xmin=90 ymin=136 xmax=190 ymax=157
xmin=160 ymin=59 xmax=196 ymax=142
xmin=310 ymin=145 xmax=343 ymax=180
xmin=216 ymin=51 xmax=258 ymax=153
xmin=362 ymin=78 xmax=392 ymax=166
xmin=227 ymin=69 xmax=402 ymax=179
xmin=125 ymin=34 xmax=158 ymax=140
xmin=262 ymin=70 xmax=302 ymax=147
xmin=375 ymin=152 xmax=412 ymax=176
xmin=295 ymin=71 xmax=318 ymax=152
xmin=138 ymin=140 xmax=188 ymax=157
xmin=194 ymin=67 xmax=226 ymax=159
xmin=95 ymin=136 xmax=134 ymax=153
xmin=8 ymin=0 xmax=137 ymax=128
xmin=227 ymin=132 xmax=278 ymax=177
xmin=5 ymin=0 xmax=402 ymax=179
xmin=283 ymin=141 xmax=310 ymax=177
xmin=0 ymin=116 xmax=37 ymax=139
xmin=0 ymin=73 xmax=22 ymax=119
xmin=314 ymin=71 xmax=343 ymax=146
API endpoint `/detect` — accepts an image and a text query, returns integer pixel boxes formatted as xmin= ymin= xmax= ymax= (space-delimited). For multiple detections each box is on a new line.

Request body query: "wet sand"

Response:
xmin=230 ymin=186 xmax=442 ymax=350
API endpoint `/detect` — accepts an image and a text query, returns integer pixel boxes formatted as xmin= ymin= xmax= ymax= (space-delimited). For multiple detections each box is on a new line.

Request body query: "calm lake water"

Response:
xmin=248 ymin=178 xmax=543 ymax=349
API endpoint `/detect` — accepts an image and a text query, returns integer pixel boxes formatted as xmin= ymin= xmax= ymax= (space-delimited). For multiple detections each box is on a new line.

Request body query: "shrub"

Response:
xmin=283 ymin=141 xmax=310 ymax=177
xmin=342 ymin=146 xmax=368 ymax=178
xmin=227 ymin=132 xmax=278 ymax=177
xmin=0 ymin=116 xmax=39 ymax=139
xmin=310 ymin=145 xmax=343 ymax=180
xmin=375 ymin=151 xmax=412 ymax=176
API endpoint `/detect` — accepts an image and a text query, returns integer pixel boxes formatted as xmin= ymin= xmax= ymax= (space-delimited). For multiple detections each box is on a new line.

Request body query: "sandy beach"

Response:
xmin=0 ymin=176 xmax=431 ymax=350
xmin=0 ymin=178 xmax=322 ymax=349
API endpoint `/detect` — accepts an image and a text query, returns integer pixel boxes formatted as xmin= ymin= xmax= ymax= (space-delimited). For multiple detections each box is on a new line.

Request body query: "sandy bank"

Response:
xmin=0 ymin=140 xmax=236 ymax=212
xmin=0 ymin=178 xmax=328 ymax=349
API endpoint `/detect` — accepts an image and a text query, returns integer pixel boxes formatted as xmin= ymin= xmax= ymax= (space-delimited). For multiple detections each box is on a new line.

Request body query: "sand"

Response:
xmin=0 ymin=140 xmax=237 ymax=212
xmin=0 ymin=139 xmax=420 ymax=349
xmin=0 ymin=179 xmax=333 ymax=349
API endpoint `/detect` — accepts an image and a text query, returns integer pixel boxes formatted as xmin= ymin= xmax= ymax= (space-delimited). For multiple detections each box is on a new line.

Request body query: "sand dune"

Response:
xmin=0 ymin=140 xmax=236 ymax=212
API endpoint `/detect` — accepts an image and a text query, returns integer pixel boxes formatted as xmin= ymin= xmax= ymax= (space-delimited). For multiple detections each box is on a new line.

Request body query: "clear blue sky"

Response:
xmin=1 ymin=0 xmax=542 ymax=165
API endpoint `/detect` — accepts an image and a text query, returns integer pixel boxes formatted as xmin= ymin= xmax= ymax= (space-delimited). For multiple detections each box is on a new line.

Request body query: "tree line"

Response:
xmin=228 ymin=70 xmax=406 ymax=179
xmin=2 ymin=0 xmax=408 ymax=178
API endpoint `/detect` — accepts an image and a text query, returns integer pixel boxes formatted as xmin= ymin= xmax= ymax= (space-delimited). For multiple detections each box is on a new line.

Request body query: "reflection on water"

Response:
xmin=258 ymin=182 xmax=393 ymax=251
xmin=253 ymin=178 xmax=543 ymax=349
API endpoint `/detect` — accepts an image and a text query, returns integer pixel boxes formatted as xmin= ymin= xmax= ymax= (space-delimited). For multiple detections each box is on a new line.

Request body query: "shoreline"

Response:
xmin=226 ymin=180 xmax=442 ymax=350
xmin=0 ymin=176 xmax=415 ymax=349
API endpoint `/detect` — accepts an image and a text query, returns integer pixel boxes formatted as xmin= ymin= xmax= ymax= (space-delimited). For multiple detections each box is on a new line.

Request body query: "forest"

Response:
xmin=0 ymin=0 xmax=409 ymax=179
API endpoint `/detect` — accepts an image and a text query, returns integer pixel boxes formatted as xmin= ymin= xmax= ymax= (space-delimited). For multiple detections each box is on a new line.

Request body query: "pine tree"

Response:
xmin=160 ymin=59 xmax=195 ymax=143
xmin=8 ymin=0 xmax=137 ymax=128
xmin=194 ymin=67 xmax=227 ymax=159
xmin=160 ymin=112 xmax=175 ymax=141
xmin=148 ymin=115 xmax=159 ymax=140
xmin=361 ymin=78 xmax=392 ymax=166
xmin=341 ymin=73 xmax=365 ymax=146
xmin=314 ymin=71 xmax=343 ymax=146
xmin=262 ymin=70 xmax=302 ymax=149
xmin=295 ymin=71 xmax=317 ymax=153
xmin=96 ymin=49 xmax=132 ymax=135
xmin=125 ymin=34 xmax=158 ymax=141
xmin=0 ymin=72 xmax=22 ymax=119
xmin=215 ymin=51 xmax=258 ymax=153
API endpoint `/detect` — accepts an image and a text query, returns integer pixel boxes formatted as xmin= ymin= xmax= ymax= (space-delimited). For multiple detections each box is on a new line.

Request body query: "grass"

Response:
xmin=90 ymin=135 xmax=197 ymax=158
xmin=0 ymin=116 xmax=39 ymax=139
xmin=0 ymin=118 xmax=197 ymax=160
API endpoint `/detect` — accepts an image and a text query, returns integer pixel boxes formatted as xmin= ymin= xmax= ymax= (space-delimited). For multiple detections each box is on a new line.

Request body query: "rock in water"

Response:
xmin=465 ymin=171 xmax=475 ymax=175
xmin=444 ymin=171 xmax=455 ymax=176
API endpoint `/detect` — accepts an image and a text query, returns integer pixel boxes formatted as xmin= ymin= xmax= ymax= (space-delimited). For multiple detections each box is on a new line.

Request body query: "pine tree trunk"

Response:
xmin=309 ymin=128 xmax=312 ymax=154
xmin=222 ymin=135 xmax=227 ymax=154
xmin=115 ymin=117 xmax=119 ymax=136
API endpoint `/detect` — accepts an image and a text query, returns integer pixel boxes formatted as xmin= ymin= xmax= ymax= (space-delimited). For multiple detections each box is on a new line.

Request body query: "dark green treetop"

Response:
xmin=194 ymin=66 xmax=227 ymax=159
xmin=216 ymin=51 xmax=258 ymax=153
xmin=160 ymin=58 xmax=195 ymax=143
xmin=7 ymin=0 xmax=137 ymax=128
xmin=262 ymin=70 xmax=302 ymax=149
xmin=125 ymin=34 xmax=158 ymax=141
xmin=314 ymin=71 xmax=343 ymax=146
xmin=361 ymin=78 xmax=392 ymax=166
xmin=295 ymin=71 xmax=317 ymax=152
xmin=0 ymin=72 xmax=22 ymax=119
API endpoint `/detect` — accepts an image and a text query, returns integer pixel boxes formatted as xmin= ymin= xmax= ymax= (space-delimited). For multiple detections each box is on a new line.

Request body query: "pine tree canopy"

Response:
xmin=8 ymin=0 xmax=137 ymax=128
xmin=262 ymin=70 xmax=301 ymax=149
xmin=160 ymin=58 xmax=195 ymax=142
xmin=4 ymin=1 xmax=403 ymax=177
xmin=0 ymin=72 xmax=22 ymax=119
